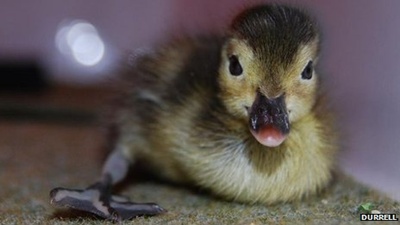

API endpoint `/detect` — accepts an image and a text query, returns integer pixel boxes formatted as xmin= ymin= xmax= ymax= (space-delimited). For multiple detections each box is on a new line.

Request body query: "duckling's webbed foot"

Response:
xmin=49 ymin=150 xmax=166 ymax=221
xmin=50 ymin=181 xmax=121 ymax=221
xmin=50 ymin=182 xmax=165 ymax=221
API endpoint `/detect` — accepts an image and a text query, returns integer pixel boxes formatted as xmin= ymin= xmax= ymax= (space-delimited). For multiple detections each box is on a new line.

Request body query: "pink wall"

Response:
xmin=0 ymin=0 xmax=173 ymax=83
xmin=1 ymin=0 xmax=399 ymax=200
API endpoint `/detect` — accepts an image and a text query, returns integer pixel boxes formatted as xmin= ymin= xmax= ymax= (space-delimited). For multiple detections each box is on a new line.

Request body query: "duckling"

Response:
xmin=50 ymin=4 xmax=337 ymax=221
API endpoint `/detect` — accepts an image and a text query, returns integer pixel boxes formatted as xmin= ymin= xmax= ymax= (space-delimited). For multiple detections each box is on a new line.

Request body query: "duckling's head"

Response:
xmin=218 ymin=4 xmax=320 ymax=147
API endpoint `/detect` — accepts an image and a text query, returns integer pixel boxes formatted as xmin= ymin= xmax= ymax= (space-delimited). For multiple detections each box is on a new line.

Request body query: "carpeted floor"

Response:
xmin=0 ymin=86 xmax=398 ymax=225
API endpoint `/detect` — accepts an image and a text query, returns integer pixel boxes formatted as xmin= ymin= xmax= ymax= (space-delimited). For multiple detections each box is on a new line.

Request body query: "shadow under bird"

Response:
xmin=50 ymin=4 xmax=337 ymax=221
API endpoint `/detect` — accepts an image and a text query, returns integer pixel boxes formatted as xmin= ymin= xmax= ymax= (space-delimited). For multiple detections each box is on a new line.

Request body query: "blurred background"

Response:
xmin=1 ymin=0 xmax=399 ymax=200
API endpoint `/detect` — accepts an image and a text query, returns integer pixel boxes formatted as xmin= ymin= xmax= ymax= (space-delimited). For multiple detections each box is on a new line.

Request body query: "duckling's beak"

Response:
xmin=248 ymin=92 xmax=290 ymax=147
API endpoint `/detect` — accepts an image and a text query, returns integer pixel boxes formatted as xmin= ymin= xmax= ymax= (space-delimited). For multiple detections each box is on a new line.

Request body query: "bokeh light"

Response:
xmin=55 ymin=20 xmax=105 ymax=67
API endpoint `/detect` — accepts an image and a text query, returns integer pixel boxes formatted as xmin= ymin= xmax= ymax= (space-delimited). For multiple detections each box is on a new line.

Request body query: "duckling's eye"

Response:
xmin=301 ymin=61 xmax=313 ymax=80
xmin=228 ymin=55 xmax=243 ymax=76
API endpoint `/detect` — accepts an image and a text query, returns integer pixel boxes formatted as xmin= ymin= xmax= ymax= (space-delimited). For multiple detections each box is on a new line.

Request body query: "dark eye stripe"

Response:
xmin=301 ymin=61 xmax=313 ymax=80
xmin=229 ymin=55 xmax=243 ymax=76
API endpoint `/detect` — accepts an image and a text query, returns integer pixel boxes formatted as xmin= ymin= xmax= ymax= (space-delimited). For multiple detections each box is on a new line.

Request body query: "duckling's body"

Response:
xmin=50 ymin=4 xmax=337 ymax=221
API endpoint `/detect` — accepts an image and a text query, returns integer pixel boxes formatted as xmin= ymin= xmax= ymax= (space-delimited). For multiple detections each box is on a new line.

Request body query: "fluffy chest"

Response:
xmin=165 ymin=116 xmax=333 ymax=204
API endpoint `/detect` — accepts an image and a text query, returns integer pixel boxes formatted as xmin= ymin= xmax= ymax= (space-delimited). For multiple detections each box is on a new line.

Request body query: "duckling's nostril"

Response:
xmin=271 ymin=107 xmax=281 ymax=116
